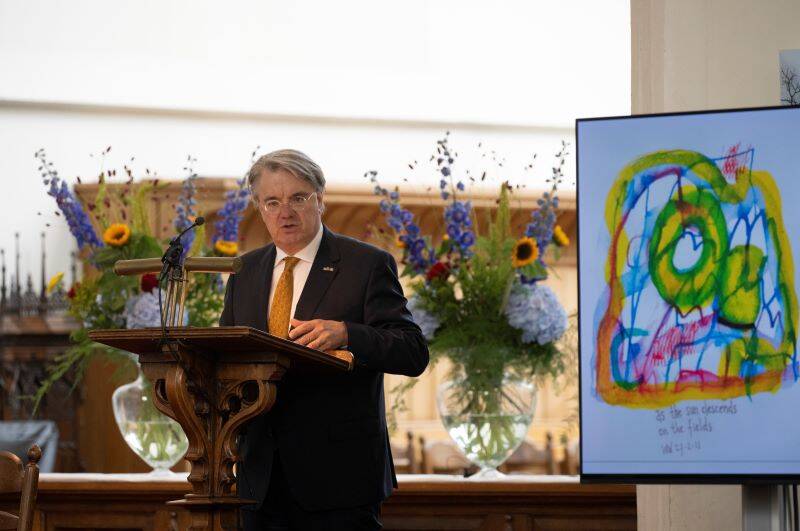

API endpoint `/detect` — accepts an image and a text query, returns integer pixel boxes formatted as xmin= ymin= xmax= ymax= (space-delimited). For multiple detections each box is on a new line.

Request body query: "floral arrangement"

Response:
xmin=32 ymin=148 xmax=248 ymax=407
xmin=368 ymin=135 xmax=571 ymax=429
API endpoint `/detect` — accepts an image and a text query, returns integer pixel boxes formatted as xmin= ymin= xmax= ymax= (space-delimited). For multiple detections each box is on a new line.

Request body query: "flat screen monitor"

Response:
xmin=577 ymin=105 xmax=800 ymax=482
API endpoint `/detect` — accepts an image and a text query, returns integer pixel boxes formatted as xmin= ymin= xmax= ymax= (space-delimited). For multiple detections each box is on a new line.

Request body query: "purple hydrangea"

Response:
xmin=406 ymin=295 xmax=440 ymax=340
xmin=123 ymin=291 xmax=188 ymax=328
xmin=504 ymin=282 xmax=567 ymax=345
xmin=123 ymin=291 xmax=163 ymax=329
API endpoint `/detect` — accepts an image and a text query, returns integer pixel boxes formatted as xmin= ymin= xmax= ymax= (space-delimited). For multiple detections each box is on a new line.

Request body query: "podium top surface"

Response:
xmin=88 ymin=326 xmax=353 ymax=372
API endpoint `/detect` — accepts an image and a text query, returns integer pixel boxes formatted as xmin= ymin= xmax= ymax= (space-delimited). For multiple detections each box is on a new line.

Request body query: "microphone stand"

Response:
xmin=155 ymin=217 xmax=217 ymax=410
xmin=158 ymin=217 xmax=205 ymax=341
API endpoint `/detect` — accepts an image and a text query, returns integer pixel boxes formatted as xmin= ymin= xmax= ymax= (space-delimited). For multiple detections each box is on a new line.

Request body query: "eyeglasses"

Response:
xmin=260 ymin=192 xmax=317 ymax=214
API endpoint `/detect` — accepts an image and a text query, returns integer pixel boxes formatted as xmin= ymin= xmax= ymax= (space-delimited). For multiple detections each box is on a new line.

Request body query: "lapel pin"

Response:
xmin=322 ymin=266 xmax=335 ymax=272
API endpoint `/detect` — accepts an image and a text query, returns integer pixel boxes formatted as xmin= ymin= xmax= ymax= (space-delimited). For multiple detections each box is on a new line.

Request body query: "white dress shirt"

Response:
xmin=268 ymin=225 xmax=324 ymax=335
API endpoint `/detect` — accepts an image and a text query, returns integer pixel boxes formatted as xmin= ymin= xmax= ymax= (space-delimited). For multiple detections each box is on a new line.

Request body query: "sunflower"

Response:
xmin=46 ymin=272 xmax=64 ymax=294
xmin=215 ymin=240 xmax=238 ymax=256
xmin=512 ymin=237 xmax=539 ymax=268
xmin=103 ymin=223 xmax=131 ymax=247
xmin=552 ymin=225 xmax=570 ymax=247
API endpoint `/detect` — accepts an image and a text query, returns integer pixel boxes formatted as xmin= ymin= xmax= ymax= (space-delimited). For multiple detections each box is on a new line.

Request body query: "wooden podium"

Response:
xmin=89 ymin=326 xmax=353 ymax=531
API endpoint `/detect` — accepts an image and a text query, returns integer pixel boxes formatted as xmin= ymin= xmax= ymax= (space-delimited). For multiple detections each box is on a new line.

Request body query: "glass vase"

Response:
xmin=437 ymin=369 xmax=537 ymax=479
xmin=111 ymin=363 xmax=189 ymax=475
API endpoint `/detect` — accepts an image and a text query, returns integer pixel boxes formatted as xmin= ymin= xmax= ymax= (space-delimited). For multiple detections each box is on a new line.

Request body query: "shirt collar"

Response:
xmin=275 ymin=224 xmax=324 ymax=266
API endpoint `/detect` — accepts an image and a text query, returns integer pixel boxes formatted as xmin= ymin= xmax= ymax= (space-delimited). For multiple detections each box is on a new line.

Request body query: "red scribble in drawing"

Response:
xmin=722 ymin=143 xmax=752 ymax=181
xmin=723 ymin=143 xmax=741 ymax=177
xmin=649 ymin=314 xmax=713 ymax=366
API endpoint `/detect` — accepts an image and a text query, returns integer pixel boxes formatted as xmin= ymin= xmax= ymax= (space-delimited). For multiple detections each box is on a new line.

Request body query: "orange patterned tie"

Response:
xmin=268 ymin=257 xmax=301 ymax=338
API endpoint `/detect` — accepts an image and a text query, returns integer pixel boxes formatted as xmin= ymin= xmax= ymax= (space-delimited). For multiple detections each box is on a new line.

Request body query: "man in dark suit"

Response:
xmin=219 ymin=149 xmax=429 ymax=530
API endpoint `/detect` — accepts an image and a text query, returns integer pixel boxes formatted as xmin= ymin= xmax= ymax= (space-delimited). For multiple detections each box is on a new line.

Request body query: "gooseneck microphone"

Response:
xmin=159 ymin=216 xmax=205 ymax=281
xmin=158 ymin=216 xmax=207 ymax=343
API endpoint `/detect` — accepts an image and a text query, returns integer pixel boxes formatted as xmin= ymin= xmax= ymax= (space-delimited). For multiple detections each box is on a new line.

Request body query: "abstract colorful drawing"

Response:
xmin=595 ymin=147 xmax=798 ymax=408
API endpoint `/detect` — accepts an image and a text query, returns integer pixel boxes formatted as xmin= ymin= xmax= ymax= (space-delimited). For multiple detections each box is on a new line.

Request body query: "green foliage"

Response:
xmin=131 ymin=182 xmax=157 ymax=235
xmin=188 ymin=224 xmax=207 ymax=258
xmin=388 ymin=183 xmax=568 ymax=424
xmin=553 ymin=313 xmax=579 ymax=436
xmin=184 ymin=231 xmax=227 ymax=328
xmin=94 ymin=233 xmax=163 ymax=269
xmin=32 ymin=328 xmax=136 ymax=412
xmin=489 ymin=183 xmax=512 ymax=246
xmin=185 ymin=270 xmax=225 ymax=327
xmin=93 ymin=179 xmax=109 ymax=228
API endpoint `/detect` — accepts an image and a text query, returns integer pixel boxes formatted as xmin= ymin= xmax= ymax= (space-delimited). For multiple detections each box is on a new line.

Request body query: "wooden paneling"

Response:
xmin=0 ymin=474 xmax=635 ymax=531
xmin=385 ymin=476 xmax=635 ymax=530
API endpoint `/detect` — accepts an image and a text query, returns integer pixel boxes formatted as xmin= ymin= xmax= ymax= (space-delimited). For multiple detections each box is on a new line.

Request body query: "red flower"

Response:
xmin=140 ymin=273 xmax=159 ymax=293
xmin=426 ymin=261 xmax=451 ymax=282
xmin=67 ymin=283 xmax=79 ymax=299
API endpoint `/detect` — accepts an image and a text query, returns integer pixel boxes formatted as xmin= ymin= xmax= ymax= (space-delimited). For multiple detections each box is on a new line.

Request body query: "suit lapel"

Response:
xmin=293 ymin=227 xmax=341 ymax=322
xmin=253 ymin=244 xmax=277 ymax=331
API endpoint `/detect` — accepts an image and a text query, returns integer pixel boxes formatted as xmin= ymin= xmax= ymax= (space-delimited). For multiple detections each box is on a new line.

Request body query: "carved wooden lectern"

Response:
xmin=88 ymin=257 xmax=353 ymax=531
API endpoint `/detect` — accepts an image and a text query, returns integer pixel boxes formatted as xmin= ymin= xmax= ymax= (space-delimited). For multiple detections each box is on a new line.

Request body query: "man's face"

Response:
xmin=255 ymin=168 xmax=323 ymax=255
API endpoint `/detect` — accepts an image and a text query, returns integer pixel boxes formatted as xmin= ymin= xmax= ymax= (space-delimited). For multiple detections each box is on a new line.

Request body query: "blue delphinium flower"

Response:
xmin=406 ymin=295 xmax=440 ymax=341
xmin=436 ymin=135 xmax=455 ymax=198
xmin=524 ymin=143 xmax=567 ymax=260
xmin=36 ymin=149 xmax=103 ymax=249
xmin=174 ymin=160 xmax=198 ymax=259
xmin=213 ymin=178 xmax=250 ymax=244
xmin=367 ymin=134 xmax=477 ymax=274
xmin=444 ymin=200 xmax=475 ymax=258
xmin=504 ymin=282 xmax=567 ymax=345
xmin=525 ymin=192 xmax=558 ymax=259
xmin=435 ymin=134 xmax=475 ymax=258
xmin=369 ymin=171 xmax=435 ymax=275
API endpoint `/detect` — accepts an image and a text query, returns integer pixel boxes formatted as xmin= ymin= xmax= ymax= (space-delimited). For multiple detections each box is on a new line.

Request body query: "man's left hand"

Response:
xmin=289 ymin=318 xmax=348 ymax=351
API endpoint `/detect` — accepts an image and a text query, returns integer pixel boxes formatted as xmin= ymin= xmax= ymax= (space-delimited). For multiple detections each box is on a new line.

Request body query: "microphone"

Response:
xmin=169 ymin=216 xmax=205 ymax=245
xmin=160 ymin=216 xmax=206 ymax=281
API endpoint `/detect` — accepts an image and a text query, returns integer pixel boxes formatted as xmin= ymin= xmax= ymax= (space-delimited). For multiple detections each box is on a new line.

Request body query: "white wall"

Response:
xmin=0 ymin=0 xmax=630 ymax=126
xmin=633 ymin=0 xmax=800 ymax=114
xmin=0 ymin=0 xmax=630 ymax=282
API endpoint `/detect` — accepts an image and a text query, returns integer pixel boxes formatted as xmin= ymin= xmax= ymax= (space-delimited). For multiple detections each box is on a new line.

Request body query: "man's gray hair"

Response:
xmin=247 ymin=149 xmax=326 ymax=203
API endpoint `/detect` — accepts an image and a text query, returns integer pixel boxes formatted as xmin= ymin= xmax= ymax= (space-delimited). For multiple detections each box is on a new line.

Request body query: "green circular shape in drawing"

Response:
xmin=648 ymin=187 xmax=729 ymax=313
